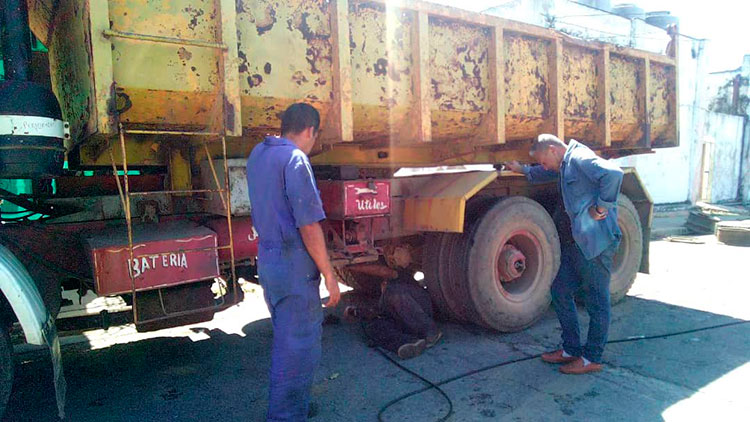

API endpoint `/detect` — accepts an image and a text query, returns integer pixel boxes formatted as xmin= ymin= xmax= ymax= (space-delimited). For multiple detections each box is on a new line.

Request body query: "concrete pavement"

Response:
xmin=4 ymin=235 xmax=749 ymax=421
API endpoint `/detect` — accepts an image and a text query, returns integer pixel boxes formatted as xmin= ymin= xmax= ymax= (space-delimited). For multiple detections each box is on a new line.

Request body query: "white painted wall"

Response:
xmin=704 ymin=112 xmax=745 ymax=202
xmin=742 ymin=124 xmax=750 ymax=204
xmin=615 ymin=106 xmax=695 ymax=203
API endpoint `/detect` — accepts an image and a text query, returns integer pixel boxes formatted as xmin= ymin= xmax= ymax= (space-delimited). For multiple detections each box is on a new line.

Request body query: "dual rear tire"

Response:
xmin=423 ymin=196 xmax=560 ymax=331
xmin=422 ymin=195 xmax=643 ymax=332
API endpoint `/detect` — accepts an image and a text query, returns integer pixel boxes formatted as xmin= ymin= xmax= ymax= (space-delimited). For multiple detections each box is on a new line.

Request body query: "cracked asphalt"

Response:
xmin=4 ymin=234 xmax=749 ymax=421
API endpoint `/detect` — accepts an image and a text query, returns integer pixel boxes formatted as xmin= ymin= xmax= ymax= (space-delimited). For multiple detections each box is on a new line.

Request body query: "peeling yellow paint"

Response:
xmin=33 ymin=0 xmax=678 ymax=169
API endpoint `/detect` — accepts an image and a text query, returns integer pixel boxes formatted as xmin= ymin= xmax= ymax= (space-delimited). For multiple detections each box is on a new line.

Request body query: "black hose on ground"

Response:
xmin=374 ymin=319 xmax=750 ymax=421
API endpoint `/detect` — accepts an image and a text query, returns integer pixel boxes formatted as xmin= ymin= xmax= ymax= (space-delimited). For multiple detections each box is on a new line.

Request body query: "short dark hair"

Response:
xmin=281 ymin=103 xmax=320 ymax=136
xmin=529 ymin=134 xmax=566 ymax=157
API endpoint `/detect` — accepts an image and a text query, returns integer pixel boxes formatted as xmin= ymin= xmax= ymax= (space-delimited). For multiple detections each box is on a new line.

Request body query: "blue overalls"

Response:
xmin=247 ymin=136 xmax=326 ymax=421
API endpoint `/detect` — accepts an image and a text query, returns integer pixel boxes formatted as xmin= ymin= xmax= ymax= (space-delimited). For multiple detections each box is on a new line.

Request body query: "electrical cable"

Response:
xmin=375 ymin=347 xmax=454 ymax=422
xmin=355 ymin=318 xmax=453 ymax=422
xmin=374 ymin=319 xmax=750 ymax=421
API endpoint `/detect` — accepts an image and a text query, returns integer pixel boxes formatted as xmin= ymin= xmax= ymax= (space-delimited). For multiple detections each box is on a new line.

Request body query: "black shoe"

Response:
xmin=425 ymin=331 xmax=442 ymax=348
xmin=307 ymin=402 xmax=319 ymax=419
xmin=397 ymin=339 xmax=426 ymax=359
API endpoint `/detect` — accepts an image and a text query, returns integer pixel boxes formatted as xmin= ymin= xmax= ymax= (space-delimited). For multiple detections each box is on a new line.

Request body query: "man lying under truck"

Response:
xmin=506 ymin=134 xmax=623 ymax=375
xmin=344 ymin=271 xmax=442 ymax=359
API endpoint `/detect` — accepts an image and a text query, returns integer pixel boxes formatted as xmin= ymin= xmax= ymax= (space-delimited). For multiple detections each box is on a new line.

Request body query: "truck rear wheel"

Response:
xmin=421 ymin=233 xmax=452 ymax=320
xmin=0 ymin=324 xmax=13 ymax=418
xmin=437 ymin=233 xmax=475 ymax=322
xmin=610 ymin=195 xmax=643 ymax=304
xmin=467 ymin=197 xmax=560 ymax=332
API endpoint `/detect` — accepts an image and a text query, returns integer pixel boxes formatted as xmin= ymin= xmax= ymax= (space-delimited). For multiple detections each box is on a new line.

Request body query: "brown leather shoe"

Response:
xmin=541 ymin=349 xmax=578 ymax=364
xmin=559 ymin=358 xmax=603 ymax=374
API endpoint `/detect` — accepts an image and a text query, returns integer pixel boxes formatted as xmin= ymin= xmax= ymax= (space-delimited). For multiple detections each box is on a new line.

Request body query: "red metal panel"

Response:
xmin=203 ymin=216 xmax=259 ymax=262
xmin=86 ymin=224 xmax=220 ymax=296
xmin=319 ymin=180 xmax=391 ymax=219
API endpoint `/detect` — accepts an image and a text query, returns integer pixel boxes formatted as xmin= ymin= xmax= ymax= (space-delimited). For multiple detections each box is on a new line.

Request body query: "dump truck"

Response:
xmin=0 ymin=0 xmax=678 ymax=416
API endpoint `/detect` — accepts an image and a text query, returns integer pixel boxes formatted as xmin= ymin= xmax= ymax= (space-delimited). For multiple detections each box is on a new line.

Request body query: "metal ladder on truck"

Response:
xmin=104 ymin=6 xmax=239 ymax=328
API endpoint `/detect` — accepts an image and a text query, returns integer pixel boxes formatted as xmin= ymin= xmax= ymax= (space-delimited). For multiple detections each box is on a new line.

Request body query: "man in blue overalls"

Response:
xmin=246 ymin=103 xmax=341 ymax=421
xmin=507 ymin=134 xmax=623 ymax=375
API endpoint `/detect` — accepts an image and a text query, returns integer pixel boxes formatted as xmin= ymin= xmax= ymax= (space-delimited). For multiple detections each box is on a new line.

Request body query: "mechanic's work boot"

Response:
xmin=397 ymin=339 xmax=426 ymax=359
xmin=541 ymin=349 xmax=578 ymax=364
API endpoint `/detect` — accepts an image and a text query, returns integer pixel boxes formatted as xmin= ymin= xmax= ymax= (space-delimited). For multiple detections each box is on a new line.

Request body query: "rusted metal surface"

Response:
xmin=562 ymin=45 xmax=598 ymax=142
xmin=85 ymin=223 xmax=220 ymax=296
xmin=349 ymin=3 xmax=414 ymax=142
xmin=45 ymin=0 xmax=96 ymax=148
xmin=504 ymin=33 xmax=550 ymax=141
xmin=345 ymin=263 xmax=398 ymax=279
xmin=108 ymin=0 xmax=222 ymax=132
xmin=237 ymin=0 xmax=334 ymax=136
xmin=318 ymin=180 xmax=391 ymax=219
xmin=202 ymin=217 xmax=258 ymax=263
xmin=497 ymin=244 xmax=526 ymax=282
xmin=29 ymin=0 xmax=679 ymax=169
xmin=649 ymin=62 xmax=677 ymax=146
xmin=484 ymin=26 xmax=505 ymax=145
xmin=609 ymin=54 xmax=643 ymax=144
xmin=429 ymin=18 xmax=489 ymax=142
xmin=326 ymin=0 xmax=354 ymax=142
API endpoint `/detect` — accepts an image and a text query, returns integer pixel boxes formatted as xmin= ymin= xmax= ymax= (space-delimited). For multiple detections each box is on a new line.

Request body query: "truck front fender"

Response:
xmin=0 ymin=244 xmax=51 ymax=346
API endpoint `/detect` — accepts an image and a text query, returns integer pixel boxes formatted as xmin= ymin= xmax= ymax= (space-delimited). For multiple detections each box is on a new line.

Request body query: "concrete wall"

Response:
xmin=615 ymin=106 xmax=695 ymax=204
xmin=703 ymin=112 xmax=745 ymax=202
xmin=742 ymin=123 xmax=750 ymax=204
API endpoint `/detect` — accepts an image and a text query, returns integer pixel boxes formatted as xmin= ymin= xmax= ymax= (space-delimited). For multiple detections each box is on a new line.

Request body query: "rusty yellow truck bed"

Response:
xmin=28 ymin=0 xmax=678 ymax=168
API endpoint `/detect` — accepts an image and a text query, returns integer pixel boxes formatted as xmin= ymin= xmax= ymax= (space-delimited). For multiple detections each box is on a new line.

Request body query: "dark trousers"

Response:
xmin=262 ymin=278 xmax=323 ymax=422
xmin=551 ymin=241 xmax=618 ymax=363
xmin=364 ymin=281 xmax=439 ymax=353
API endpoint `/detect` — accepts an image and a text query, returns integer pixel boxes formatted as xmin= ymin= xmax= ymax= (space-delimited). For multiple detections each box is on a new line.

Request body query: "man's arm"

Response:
xmin=577 ymin=156 xmax=624 ymax=219
xmin=506 ymin=161 xmax=559 ymax=183
xmin=284 ymin=150 xmax=341 ymax=307
xmin=299 ymin=222 xmax=340 ymax=308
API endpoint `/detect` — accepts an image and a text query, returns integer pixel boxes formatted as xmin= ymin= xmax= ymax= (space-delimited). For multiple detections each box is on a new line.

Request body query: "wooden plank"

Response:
xmin=597 ymin=47 xmax=611 ymax=147
xmin=548 ymin=38 xmax=564 ymax=140
xmin=218 ymin=0 xmax=242 ymax=136
xmin=411 ymin=10 xmax=432 ymax=142
xmin=328 ymin=0 xmax=354 ymax=142
xmin=486 ymin=26 xmax=505 ymax=144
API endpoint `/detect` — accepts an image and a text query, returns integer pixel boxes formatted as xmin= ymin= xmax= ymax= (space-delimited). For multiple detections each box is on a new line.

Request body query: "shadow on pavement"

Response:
xmin=3 ymin=290 xmax=748 ymax=422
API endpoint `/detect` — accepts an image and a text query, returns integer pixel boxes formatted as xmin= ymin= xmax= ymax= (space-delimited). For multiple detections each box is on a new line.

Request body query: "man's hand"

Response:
xmin=588 ymin=205 xmax=608 ymax=221
xmin=505 ymin=160 xmax=524 ymax=173
xmin=323 ymin=271 xmax=341 ymax=308
xmin=299 ymin=222 xmax=340 ymax=307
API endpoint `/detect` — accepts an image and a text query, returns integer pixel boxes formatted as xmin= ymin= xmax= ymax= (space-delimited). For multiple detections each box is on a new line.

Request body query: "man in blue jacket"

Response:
xmin=247 ymin=103 xmax=340 ymax=420
xmin=507 ymin=134 xmax=623 ymax=374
